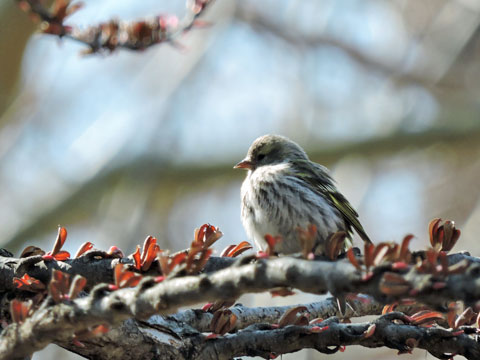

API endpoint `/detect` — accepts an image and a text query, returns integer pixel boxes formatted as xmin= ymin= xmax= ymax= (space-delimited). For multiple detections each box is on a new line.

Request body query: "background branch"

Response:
xmin=17 ymin=0 xmax=213 ymax=53
xmin=4 ymin=124 xmax=480 ymax=254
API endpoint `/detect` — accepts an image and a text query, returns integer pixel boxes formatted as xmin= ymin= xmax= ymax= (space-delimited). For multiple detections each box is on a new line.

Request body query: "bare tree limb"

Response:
xmin=4 ymin=124 xmax=480 ymax=255
xmin=234 ymin=4 xmax=431 ymax=88
xmin=17 ymin=0 xmax=213 ymax=53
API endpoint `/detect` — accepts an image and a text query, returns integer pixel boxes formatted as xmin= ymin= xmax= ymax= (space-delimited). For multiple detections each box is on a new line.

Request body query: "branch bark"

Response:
xmin=49 ymin=297 xmax=384 ymax=359
xmin=49 ymin=313 xmax=480 ymax=360
xmin=196 ymin=313 xmax=480 ymax=360
xmin=2 ymin=252 xmax=480 ymax=359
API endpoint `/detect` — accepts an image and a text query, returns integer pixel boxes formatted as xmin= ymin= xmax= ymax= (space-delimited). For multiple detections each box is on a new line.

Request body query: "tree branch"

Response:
xmin=48 ymin=297 xmax=383 ymax=359
xmin=17 ymin=0 xmax=213 ymax=54
xmin=234 ymin=4 xmax=431 ymax=88
xmin=162 ymin=296 xmax=382 ymax=333
xmin=0 ymin=249 xmax=478 ymax=300
xmin=196 ymin=313 xmax=480 ymax=360
xmin=2 ymin=252 xmax=480 ymax=358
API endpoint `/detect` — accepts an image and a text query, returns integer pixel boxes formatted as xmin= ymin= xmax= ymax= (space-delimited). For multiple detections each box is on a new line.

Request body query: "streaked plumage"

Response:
xmin=235 ymin=134 xmax=371 ymax=254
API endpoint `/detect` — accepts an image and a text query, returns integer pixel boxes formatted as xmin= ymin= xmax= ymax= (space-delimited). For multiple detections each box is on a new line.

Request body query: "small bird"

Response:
xmin=234 ymin=134 xmax=371 ymax=255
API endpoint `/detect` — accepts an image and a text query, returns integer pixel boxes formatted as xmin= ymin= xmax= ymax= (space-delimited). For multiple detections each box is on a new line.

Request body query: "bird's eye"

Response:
xmin=257 ymin=154 xmax=266 ymax=161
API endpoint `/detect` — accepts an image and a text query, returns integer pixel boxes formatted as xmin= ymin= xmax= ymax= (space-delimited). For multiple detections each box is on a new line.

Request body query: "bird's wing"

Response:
xmin=326 ymin=189 xmax=371 ymax=244
xmin=292 ymin=160 xmax=372 ymax=244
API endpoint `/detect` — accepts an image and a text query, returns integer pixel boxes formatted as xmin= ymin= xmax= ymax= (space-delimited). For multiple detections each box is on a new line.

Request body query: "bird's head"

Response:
xmin=234 ymin=135 xmax=308 ymax=171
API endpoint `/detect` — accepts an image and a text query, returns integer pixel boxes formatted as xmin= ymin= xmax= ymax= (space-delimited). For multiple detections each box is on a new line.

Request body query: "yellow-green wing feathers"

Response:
xmin=292 ymin=159 xmax=371 ymax=244
xmin=328 ymin=191 xmax=371 ymax=244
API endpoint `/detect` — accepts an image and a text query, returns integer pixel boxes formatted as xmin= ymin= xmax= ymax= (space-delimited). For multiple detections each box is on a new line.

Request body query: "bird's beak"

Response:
xmin=234 ymin=159 xmax=254 ymax=170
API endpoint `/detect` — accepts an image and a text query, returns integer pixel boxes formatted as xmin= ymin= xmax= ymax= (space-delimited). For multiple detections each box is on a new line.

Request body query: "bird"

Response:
xmin=234 ymin=134 xmax=371 ymax=255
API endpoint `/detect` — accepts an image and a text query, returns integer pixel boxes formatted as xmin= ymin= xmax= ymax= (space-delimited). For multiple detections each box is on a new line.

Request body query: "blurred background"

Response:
xmin=1 ymin=0 xmax=480 ymax=358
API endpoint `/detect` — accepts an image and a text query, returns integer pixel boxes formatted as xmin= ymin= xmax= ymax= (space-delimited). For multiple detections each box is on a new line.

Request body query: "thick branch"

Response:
xmin=59 ymin=311 xmax=480 ymax=360
xmin=3 ymin=254 xmax=480 ymax=358
xmin=197 ymin=313 xmax=480 ymax=360
xmin=0 ymin=248 xmax=474 ymax=291
xmin=162 ymin=296 xmax=383 ymax=333
xmin=53 ymin=294 xmax=426 ymax=360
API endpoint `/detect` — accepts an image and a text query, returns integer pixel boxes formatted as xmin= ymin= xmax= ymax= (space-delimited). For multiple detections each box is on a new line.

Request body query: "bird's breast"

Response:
xmin=240 ymin=166 xmax=346 ymax=254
